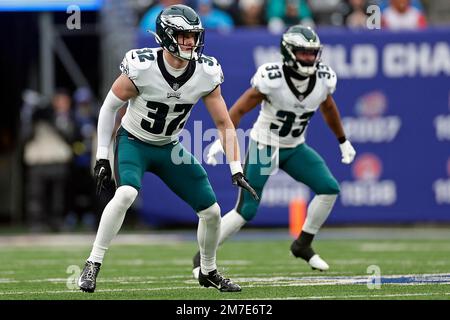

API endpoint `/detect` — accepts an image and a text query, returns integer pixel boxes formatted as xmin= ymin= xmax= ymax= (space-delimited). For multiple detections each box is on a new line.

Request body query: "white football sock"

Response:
xmin=196 ymin=202 xmax=221 ymax=275
xmin=88 ymin=185 xmax=138 ymax=263
xmin=302 ymin=194 xmax=337 ymax=235
xmin=218 ymin=209 xmax=247 ymax=246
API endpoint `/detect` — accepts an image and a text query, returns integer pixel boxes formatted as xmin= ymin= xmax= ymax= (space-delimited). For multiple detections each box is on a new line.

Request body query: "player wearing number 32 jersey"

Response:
xmin=77 ymin=4 xmax=258 ymax=294
xmin=119 ymin=46 xmax=223 ymax=146
xmin=192 ymin=25 xmax=357 ymax=276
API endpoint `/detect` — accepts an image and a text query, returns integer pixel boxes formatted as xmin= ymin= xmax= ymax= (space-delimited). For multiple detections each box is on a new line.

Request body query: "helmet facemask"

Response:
xmin=169 ymin=29 xmax=205 ymax=61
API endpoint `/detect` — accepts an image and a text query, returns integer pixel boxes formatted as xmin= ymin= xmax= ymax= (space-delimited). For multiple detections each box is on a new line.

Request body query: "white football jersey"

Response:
xmin=250 ymin=62 xmax=337 ymax=148
xmin=119 ymin=47 xmax=223 ymax=145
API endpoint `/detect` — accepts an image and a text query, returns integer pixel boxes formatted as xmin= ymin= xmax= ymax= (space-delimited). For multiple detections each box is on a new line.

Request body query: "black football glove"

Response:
xmin=232 ymin=172 xmax=259 ymax=201
xmin=94 ymin=159 xmax=112 ymax=196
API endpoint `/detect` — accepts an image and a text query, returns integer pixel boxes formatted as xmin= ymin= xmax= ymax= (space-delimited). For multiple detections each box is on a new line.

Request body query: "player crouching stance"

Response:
xmin=192 ymin=25 xmax=356 ymax=277
xmin=77 ymin=5 xmax=257 ymax=293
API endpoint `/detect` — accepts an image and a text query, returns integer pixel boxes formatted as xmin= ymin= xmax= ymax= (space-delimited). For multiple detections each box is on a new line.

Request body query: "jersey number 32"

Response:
xmin=141 ymin=101 xmax=193 ymax=136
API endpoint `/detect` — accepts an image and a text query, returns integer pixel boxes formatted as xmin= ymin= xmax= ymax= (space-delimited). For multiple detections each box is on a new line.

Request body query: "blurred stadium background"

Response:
xmin=0 ymin=0 xmax=450 ymax=300
xmin=0 ymin=0 xmax=449 ymax=231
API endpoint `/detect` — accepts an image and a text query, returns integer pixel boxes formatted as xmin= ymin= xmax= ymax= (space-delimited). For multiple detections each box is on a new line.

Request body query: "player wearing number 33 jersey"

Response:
xmin=78 ymin=4 xmax=258 ymax=294
xmin=192 ymin=25 xmax=357 ymax=277
xmin=250 ymin=60 xmax=336 ymax=148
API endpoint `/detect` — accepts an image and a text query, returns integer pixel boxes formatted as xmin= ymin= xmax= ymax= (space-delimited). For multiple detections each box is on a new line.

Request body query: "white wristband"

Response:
xmin=96 ymin=146 xmax=110 ymax=160
xmin=230 ymin=161 xmax=243 ymax=176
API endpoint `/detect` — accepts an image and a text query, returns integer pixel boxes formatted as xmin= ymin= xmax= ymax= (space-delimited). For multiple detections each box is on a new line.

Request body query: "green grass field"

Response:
xmin=1 ymin=228 xmax=450 ymax=300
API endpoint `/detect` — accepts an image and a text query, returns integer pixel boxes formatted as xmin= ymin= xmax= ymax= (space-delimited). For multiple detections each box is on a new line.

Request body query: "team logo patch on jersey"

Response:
xmin=167 ymin=92 xmax=181 ymax=99
xmin=120 ymin=62 xmax=129 ymax=76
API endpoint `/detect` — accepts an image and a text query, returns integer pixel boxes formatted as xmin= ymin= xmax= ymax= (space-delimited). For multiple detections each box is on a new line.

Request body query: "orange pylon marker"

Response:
xmin=289 ymin=197 xmax=307 ymax=238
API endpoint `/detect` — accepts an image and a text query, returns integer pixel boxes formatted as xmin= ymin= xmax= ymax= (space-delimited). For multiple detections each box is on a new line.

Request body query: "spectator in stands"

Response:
xmin=266 ymin=0 xmax=315 ymax=33
xmin=210 ymin=0 xmax=240 ymax=25
xmin=382 ymin=0 xmax=427 ymax=29
xmin=23 ymin=89 xmax=76 ymax=232
xmin=197 ymin=0 xmax=234 ymax=30
xmin=238 ymin=0 xmax=265 ymax=27
xmin=344 ymin=0 xmax=369 ymax=28
xmin=139 ymin=0 xmax=184 ymax=33
xmin=65 ymin=87 xmax=98 ymax=231
xmin=377 ymin=0 xmax=424 ymax=11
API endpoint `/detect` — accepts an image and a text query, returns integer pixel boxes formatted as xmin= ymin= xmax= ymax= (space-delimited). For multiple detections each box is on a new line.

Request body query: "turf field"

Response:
xmin=1 ymin=228 xmax=450 ymax=300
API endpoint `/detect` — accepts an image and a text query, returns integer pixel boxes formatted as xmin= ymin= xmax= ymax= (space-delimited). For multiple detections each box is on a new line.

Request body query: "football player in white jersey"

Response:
xmin=192 ymin=25 xmax=356 ymax=277
xmin=78 ymin=4 xmax=257 ymax=293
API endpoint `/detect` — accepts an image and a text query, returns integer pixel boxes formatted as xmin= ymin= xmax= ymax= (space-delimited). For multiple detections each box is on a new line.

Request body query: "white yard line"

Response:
xmin=0 ymin=286 xmax=194 ymax=295
xmin=2 ymin=273 xmax=450 ymax=297
xmin=244 ymin=292 xmax=450 ymax=300
xmin=1 ymin=286 xmax=449 ymax=299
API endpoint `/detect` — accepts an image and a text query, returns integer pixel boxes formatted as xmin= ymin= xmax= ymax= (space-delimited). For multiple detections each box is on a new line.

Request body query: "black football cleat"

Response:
xmin=192 ymin=251 xmax=200 ymax=279
xmin=78 ymin=261 xmax=101 ymax=293
xmin=290 ymin=240 xmax=329 ymax=271
xmin=198 ymin=269 xmax=241 ymax=292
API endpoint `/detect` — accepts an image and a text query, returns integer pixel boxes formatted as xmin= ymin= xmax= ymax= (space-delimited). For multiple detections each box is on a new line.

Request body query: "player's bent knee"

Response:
xmin=238 ymin=204 xmax=258 ymax=222
xmin=317 ymin=193 xmax=338 ymax=204
xmin=119 ymin=170 xmax=141 ymax=191
xmin=114 ymin=185 xmax=138 ymax=207
xmin=197 ymin=202 xmax=221 ymax=222
xmin=317 ymin=179 xmax=340 ymax=195
xmin=329 ymin=181 xmax=341 ymax=195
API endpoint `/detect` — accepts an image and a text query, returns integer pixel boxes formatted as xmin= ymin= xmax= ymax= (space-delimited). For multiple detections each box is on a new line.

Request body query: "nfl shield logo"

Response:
xmin=172 ymin=83 xmax=179 ymax=91
xmin=298 ymin=95 xmax=304 ymax=101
